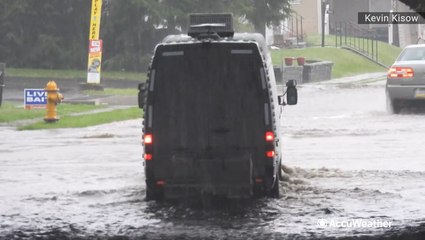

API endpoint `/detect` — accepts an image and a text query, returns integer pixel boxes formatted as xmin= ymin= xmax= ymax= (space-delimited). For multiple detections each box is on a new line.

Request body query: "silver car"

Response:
xmin=386 ymin=44 xmax=425 ymax=113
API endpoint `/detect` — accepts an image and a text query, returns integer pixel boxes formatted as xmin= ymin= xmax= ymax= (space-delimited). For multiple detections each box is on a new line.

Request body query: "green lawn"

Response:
xmin=271 ymin=35 xmax=402 ymax=78
xmin=6 ymin=68 xmax=146 ymax=81
xmin=271 ymin=47 xmax=385 ymax=78
xmin=20 ymin=107 xmax=142 ymax=130
xmin=303 ymin=34 xmax=402 ymax=67
xmin=376 ymin=40 xmax=402 ymax=67
xmin=1 ymin=102 xmax=143 ymax=130
xmin=0 ymin=102 xmax=103 ymax=123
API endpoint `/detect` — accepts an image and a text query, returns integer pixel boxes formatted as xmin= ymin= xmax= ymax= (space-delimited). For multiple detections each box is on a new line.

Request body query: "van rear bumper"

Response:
xmin=163 ymin=183 xmax=253 ymax=199
xmin=155 ymin=153 xmax=255 ymax=199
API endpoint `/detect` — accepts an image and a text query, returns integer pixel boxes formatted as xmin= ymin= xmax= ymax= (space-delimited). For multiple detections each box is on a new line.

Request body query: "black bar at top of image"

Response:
xmin=358 ymin=12 xmax=425 ymax=24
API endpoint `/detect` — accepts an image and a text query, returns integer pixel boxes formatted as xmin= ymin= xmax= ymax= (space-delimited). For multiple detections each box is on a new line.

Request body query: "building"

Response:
xmin=289 ymin=0 xmax=321 ymax=35
xmin=394 ymin=1 xmax=425 ymax=47
xmin=288 ymin=0 xmax=425 ymax=47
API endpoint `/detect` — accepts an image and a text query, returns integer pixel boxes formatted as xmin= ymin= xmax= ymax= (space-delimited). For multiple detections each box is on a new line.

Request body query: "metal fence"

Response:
xmin=276 ymin=12 xmax=305 ymax=48
xmin=333 ymin=22 xmax=387 ymax=67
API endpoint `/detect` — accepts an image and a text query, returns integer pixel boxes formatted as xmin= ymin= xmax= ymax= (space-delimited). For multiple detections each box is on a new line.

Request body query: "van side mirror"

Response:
xmin=138 ymin=82 xmax=146 ymax=109
xmin=286 ymin=79 xmax=297 ymax=88
xmin=286 ymin=80 xmax=298 ymax=105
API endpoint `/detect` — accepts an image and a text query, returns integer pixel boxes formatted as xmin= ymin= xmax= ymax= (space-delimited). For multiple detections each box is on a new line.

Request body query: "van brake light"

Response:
xmin=156 ymin=180 xmax=166 ymax=186
xmin=144 ymin=134 xmax=153 ymax=144
xmin=144 ymin=153 xmax=152 ymax=160
xmin=266 ymin=150 xmax=275 ymax=158
xmin=265 ymin=131 xmax=274 ymax=142
xmin=388 ymin=67 xmax=414 ymax=78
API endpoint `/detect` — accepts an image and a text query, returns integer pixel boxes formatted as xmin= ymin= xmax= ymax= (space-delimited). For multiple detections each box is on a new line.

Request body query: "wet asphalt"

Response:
xmin=1 ymin=73 xmax=425 ymax=239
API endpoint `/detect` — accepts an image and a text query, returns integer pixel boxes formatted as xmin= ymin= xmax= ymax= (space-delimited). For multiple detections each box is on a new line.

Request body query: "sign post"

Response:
xmin=83 ymin=0 xmax=104 ymax=90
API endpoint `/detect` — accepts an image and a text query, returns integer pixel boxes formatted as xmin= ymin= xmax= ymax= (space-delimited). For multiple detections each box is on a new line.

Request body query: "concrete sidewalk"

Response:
xmin=309 ymin=72 xmax=387 ymax=86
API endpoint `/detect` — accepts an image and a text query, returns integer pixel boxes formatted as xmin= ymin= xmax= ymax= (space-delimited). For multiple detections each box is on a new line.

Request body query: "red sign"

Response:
xmin=89 ymin=40 xmax=103 ymax=55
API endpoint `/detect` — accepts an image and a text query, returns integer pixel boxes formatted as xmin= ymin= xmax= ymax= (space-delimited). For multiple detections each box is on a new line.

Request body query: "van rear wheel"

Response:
xmin=269 ymin=178 xmax=280 ymax=198
xmin=268 ymin=167 xmax=280 ymax=198
xmin=146 ymin=184 xmax=163 ymax=201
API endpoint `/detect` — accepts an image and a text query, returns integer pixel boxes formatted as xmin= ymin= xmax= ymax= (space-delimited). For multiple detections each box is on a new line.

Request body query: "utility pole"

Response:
xmin=389 ymin=0 xmax=397 ymax=46
xmin=388 ymin=10 xmax=394 ymax=45
xmin=321 ymin=0 xmax=327 ymax=47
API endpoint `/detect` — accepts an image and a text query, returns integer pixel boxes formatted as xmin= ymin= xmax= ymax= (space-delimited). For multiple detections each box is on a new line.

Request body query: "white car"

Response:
xmin=386 ymin=44 xmax=425 ymax=113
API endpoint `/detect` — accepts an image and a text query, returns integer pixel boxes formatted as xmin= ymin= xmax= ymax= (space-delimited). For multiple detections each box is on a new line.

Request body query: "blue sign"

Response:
xmin=24 ymin=89 xmax=47 ymax=109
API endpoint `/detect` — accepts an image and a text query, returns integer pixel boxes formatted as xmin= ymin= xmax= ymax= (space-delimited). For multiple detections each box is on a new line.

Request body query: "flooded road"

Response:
xmin=1 ymin=74 xmax=425 ymax=239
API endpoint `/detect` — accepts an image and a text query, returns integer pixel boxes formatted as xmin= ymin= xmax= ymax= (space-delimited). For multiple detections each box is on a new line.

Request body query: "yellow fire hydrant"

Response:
xmin=44 ymin=81 xmax=64 ymax=123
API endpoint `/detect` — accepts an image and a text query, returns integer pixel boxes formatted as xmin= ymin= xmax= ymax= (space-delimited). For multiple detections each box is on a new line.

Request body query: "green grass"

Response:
xmin=272 ymin=47 xmax=384 ymax=78
xmin=20 ymin=107 xmax=142 ymax=130
xmin=376 ymin=41 xmax=402 ymax=67
xmin=6 ymin=68 xmax=146 ymax=81
xmin=0 ymin=102 xmax=103 ymax=123
xmin=305 ymin=34 xmax=337 ymax=47
xmin=304 ymin=34 xmax=402 ymax=67
xmin=82 ymin=88 xmax=138 ymax=96
xmin=272 ymin=34 xmax=402 ymax=78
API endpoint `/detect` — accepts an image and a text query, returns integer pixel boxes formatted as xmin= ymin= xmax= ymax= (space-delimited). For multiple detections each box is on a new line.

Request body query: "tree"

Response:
xmin=398 ymin=0 xmax=425 ymax=18
xmin=0 ymin=0 xmax=291 ymax=71
xmin=101 ymin=0 xmax=173 ymax=71
xmin=0 ymin=0 xmax=90 ymax=69
xmin=241 ymin=0 xmax=291 ymax=36
xmin=157 ymin=0 xmax=291 ymax=36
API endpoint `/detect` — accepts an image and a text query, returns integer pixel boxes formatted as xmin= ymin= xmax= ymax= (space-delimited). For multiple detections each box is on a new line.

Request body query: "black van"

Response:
xmin=138 ymin=14 xmax=297 ymax=201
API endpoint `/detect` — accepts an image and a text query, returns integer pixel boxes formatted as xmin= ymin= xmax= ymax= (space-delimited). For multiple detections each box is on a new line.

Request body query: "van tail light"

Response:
xmin=266 ymin=150 xmax=275 ymax=158
xmin=144 ymin=134 xmax=153 ymax=144
xmin=255 ymin=178 xmax=264 ymax=184
xmin=388 ymin=67 xmax=414 ymax=78
xmin=265 ymin=131 xmax=275 ymax=158
xmin=143 ymin=133 xmax=153 ymax=161
xmin=265 ymin=131 xmax=274 ymax=142
xmin=156 ymin=180 xmax=166 ymax=186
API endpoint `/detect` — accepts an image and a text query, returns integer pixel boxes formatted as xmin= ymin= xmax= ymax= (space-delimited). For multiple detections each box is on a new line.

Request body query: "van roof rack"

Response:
xmin=188 ymin=13 xmax=234 ymax=39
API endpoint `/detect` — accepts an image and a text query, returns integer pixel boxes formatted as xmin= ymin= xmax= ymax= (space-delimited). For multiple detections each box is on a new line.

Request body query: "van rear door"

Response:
xmin=146 ymin=42 xmax=271 ymax=197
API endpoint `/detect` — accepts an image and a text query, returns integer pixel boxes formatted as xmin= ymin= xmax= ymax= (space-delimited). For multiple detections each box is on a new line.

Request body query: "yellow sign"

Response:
xmin=89 ymin=0 xmax=102 ymax=40
xmin=87 ymin=0 xmax=103 ymax=84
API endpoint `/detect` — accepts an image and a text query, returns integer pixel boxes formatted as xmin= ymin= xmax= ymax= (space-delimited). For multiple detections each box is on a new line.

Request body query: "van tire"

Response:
xmin=278 ymin=159 xmax=283 ymax=181
xmin=268 ymin=168 xmax=280 ymax=198
xmin=269 ymin=178 xmax=279 ymax=198
xmin=145 ymin=184 xmax=163 ymax=201
xmin=253 ymin=183 xmax=266 ymax=198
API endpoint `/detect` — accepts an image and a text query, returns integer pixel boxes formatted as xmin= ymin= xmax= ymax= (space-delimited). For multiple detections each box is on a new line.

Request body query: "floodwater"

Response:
xmin=1 ymin=73 xmax=425 ymax=239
